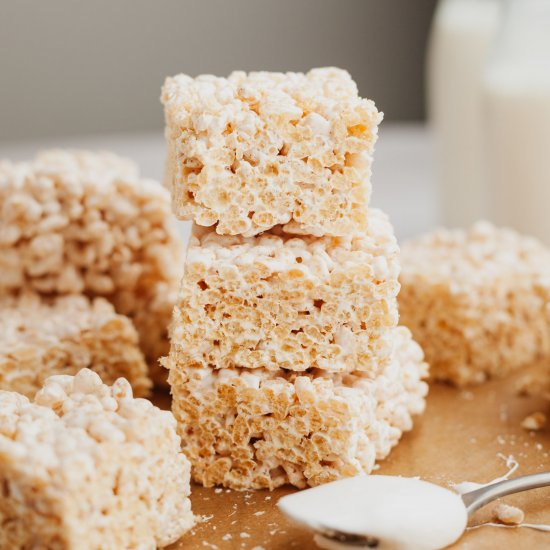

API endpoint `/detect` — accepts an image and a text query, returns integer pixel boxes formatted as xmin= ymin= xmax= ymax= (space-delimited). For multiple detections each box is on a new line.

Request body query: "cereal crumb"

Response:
xmin=254 ymin=511 xmax=265 ymax=516
xmin=521 ymin=412 xmax=547 ymax=431
xmin=493 ymin=503 xmax=525 ymax=525
xmin=240 ymin=532 xmax=251 ymax=538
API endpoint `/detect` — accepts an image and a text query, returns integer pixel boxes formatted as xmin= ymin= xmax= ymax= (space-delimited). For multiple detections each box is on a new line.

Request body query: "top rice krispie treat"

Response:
xmin=0 ymin=150 xmax=183 ymax=381
xmin=161 ymin=68 xmax=382 ymax=237
xmin=399 ymin=222 xmax=550 ymax=386
xmin=0 ymin=369 xmax=194 ymax=549
xmin=168 ymin=208 xmax=399 ymax=375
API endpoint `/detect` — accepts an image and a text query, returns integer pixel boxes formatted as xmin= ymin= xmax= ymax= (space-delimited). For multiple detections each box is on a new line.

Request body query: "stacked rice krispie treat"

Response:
xmin=399 ymin=222 xmax=550 ymax=386
xmin=0 ymin=150 xmax=184 ymax=387
xmin=0 ymin=369 xmax=194 ymax=549
xmin=162 ymin=68 xmax=429 ymax=490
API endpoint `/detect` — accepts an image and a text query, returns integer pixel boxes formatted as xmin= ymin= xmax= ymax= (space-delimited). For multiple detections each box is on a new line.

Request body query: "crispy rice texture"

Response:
xmin=399 ymin=222 xmax=550 ymax=386
xmin=0 ymin=369 xmax=194 ymax=549
xmin=0 ymin=292 xmax=151 ymax=398
xmin=0 ymin=150 xmax=183 ymax=384
xmin=168 ymin=209 xmax=400 ymax=376
xmin=161 ymin=67 xmax=382 ymax=237
xmin=166 ymin=327 xmax=428 ymax=490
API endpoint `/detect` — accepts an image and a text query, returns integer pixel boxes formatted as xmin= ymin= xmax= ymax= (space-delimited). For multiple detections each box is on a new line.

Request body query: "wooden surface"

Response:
xmin=156 ymin=364 xmax=550 ymax=549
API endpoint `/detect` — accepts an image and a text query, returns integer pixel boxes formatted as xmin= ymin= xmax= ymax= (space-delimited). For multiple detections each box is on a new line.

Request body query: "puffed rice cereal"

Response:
xmin=166 ymin=326 xmax=428 ymax=490
xmin=399 ymin=222 xmax=550 ymax=386
xmin=161 ymin=68 xmax=382 ymax=237
xmin=0 ymin=150 xmax=184 ymax=384
xmin=168 ymin=209 xmax=400 ymax=375
xmin=0 ymin=369 xmax=194 ymax=549
xmin=0 ymin=292 xmax=150 ymax=398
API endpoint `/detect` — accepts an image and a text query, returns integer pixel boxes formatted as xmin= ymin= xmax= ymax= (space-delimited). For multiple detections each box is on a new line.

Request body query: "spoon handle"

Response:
xmin=462 ymin=471 xmax=550 ymax=517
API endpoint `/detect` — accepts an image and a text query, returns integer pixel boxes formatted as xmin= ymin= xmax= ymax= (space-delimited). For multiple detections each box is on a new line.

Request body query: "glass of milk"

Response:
xmin=483 ymin=0 xmax=550 ymax=243
xmin=427 ymin=0 xmax=501 ymax=227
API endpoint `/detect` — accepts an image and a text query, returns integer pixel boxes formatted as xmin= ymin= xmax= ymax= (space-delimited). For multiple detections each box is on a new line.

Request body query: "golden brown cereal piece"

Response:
xmin=493 ymin=503 xmax=525 ymax=525
xmin=0 ymin=150 xmax=184 ymax=384
xmin=161 ymin=68 xmax=382 ymax=237
xmin=0 ymin=292 xmax=151 ymax=398
xmin=0 ymin=369 xmax=194 ymax=549
xmin=521 ymin=412 xmax=547 ymax=431
xmin=399 ymin=222 xmax=550 ymax=386
xmin=169 ymin=209 xmax=400 ymax=376
xmin=166 ymin=327 xmax=428 ymax=490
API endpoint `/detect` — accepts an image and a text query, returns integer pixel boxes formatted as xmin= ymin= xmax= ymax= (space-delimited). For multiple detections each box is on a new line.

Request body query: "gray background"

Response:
xmin=0 ymin=0 xmax=436 ymax=142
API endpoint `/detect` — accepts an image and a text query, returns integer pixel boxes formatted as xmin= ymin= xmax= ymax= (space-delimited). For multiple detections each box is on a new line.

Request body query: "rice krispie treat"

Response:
xmin=0 ymin=292 xmax=151 ymax=398
xmin=170 ymin=209 xmax=400 ymax=376
xmin=0 ymin=369 xmax=194 ymax=549
xmin=166 ymin=327 xmax=428 ymax=490
xmin=399 ymin=222 xmax=550 ymax=386
xmin=0 ymin=150 xmax=183 ymax=382
xmin=161 ymin=67 xmax=382 ymax=237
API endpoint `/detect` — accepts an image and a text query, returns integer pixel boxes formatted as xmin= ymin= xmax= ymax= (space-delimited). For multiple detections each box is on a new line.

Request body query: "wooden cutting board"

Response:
xmin=160 ymin=363 xmax=550 ymax=549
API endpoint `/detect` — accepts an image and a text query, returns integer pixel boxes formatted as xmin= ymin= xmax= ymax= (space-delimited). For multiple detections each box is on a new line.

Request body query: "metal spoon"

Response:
xmin=312 ymin=472 xmax=550 ymax=548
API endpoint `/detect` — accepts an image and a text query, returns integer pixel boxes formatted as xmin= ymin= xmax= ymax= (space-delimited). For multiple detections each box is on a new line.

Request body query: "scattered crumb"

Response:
xmin=240 ymin=532 xmax=251 ymax=539
xmin=264 ymin=496 xmax=272 ymax=501
xmin=521 ymin=412 xmax=547 ymax=431
xmin=222 ymin=534 xmax=232 ymax=541
xmin=252 ymin=547 xmax=266 ymax=550
xmin=493 ymin=503 xmax=525 ymax=525
xmin=200 ymin=515 xmax=214 ymax=523
xmin=254 ymin=511 xmax=265 ymax=516
xmin=499 ymin=405 xmax=509 ymax=423
xmin=214 ymin=488 xmax=223 ymax=494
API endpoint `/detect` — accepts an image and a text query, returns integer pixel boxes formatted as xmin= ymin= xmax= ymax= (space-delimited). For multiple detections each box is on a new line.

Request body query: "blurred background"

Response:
xmin=0 ymin=0 xmax=436 ymax=139
xmin=1 ymin=0 xmax=549 ymax=242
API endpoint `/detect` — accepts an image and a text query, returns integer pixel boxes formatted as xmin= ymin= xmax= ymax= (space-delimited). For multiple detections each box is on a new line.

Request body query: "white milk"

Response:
xmin=483 ymin=0 xmax=550 ymax=243
xmin=427 ymin=0 xmax=500 ymax=227
xmin=278 ymin=475 xmax=467 ymax=550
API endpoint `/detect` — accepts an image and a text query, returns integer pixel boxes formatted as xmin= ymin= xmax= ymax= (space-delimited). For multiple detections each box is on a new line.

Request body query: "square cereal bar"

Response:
xmin=161 ymin=68 xmax=382 ymax=237
xmin=0 ymin=369 xmax=194 ymax=549
xmin=169 ymin=209 xmax=400 ymax=375
xmin=0 ymin=150 xmax=183 ymax=383
xmin=166 ymin=327 xmax=428 ymax=490
xmin=0 ymin=292 xmax=151 ymax=398
xmin=399 ymin=222 xmax=550 ymax=386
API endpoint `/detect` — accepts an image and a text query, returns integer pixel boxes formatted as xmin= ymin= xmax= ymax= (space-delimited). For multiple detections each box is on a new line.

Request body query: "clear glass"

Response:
xmin=483 ymin=0 xmax=550 ymax=242
xmin=427 ymin=0 xmax=501 ymax=228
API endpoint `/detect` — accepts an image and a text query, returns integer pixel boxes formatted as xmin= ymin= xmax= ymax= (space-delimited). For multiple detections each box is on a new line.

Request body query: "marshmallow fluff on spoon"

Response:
xmin=278 ymin=475 xmax=467 ymax=550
